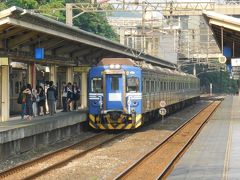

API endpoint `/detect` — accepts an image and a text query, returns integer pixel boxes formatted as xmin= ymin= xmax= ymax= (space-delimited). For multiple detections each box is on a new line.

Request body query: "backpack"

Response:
xmin=17 ymin=92 xmax=23 ymax=104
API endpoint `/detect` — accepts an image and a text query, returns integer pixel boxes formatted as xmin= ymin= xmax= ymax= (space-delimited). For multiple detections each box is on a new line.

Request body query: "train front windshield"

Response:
xmin=91 ymin=78 xmax=102 ymax=93
xmin=127 ymin=77 xmax=139 ymax=92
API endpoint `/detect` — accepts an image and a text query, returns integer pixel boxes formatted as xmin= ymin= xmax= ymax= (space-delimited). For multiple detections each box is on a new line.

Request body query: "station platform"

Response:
xmin=169 ymin=95 xmax=240 ymax=179
xmin=0 ymin=110 xmax=87 ymax=161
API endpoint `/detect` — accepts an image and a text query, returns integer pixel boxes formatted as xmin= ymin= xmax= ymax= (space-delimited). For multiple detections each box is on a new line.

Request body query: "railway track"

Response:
xmin=115 ymin=101 xmax=221 ymax=180
xmin=0 ymin=131 xmax=125 ymax=180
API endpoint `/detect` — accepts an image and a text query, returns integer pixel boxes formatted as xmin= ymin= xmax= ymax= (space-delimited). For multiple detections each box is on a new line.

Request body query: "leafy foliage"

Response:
xmin=0 ymin=3 xmax=7 ymax=10
xmin=5 ymin=0 xmax=39 ymax=9
xmin=38 ymin=1 xmax=65 ymax=22
xmin=181 ymin=64 xmax=238 ymax=94
xmin=198 ymin=71 xmax=238 ymax=94
xmin=73 ymin=12 xmax=119 ymax=41
xmin=1 ymin=0 xmax=119 ymax=41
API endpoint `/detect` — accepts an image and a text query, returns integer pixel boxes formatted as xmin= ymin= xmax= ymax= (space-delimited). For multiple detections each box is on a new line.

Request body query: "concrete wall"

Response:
xmin=0 ymin=112 xmax=88 ymax=161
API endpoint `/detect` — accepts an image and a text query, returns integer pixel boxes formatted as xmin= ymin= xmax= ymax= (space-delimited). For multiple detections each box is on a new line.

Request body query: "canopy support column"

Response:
xmin=81 ymin=72 xmax=87 ymax=109
xmin=50 ymin=64 xmax=57 ymax=84
xmin=28 ymin=62 xmax=36 ymax=88
xmin=0 ymin=57 xmax=9 ymax=122
xmin=66 ymin=67 xmax=73 ymax=83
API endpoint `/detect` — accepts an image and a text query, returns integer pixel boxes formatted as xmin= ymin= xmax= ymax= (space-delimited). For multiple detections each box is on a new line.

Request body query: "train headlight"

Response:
xmin=109 ymin=64 xmax=121 ymax=69
xmin=110 ymin=64 xmax=115 ymax=69
xmin=115 ymin=64 xmax=121 ymax=69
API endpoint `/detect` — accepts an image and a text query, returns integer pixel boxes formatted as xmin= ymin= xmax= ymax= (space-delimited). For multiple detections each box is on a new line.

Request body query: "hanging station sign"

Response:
xmin=231 ymin=58 xmax=240 ymax=80
xmin=231 ymin=58 xmax=240 ymax=67
xmin=35 ymin=48 xmax=44 ymax=60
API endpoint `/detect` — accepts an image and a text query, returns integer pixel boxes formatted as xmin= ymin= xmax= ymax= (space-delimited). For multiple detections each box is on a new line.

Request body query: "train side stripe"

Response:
xmin=89 ymin=122 xmax=98 ymax=129
xmin=135 ymin=121 xmax=142 ymax=128
xmin=99 ymin=124 xmax=106 ymax=129
xmin=116 ymin=124 xmax=125 ymax=129
xmin=107 ymin=124 xmax=114 ymax=129
xmin=136 ymin=114 xmax=142 ymax=121
xmin=89 ymin=114 xmax=95 ymax=122
xmin=125 ymin=124 xmax=132 ymax=129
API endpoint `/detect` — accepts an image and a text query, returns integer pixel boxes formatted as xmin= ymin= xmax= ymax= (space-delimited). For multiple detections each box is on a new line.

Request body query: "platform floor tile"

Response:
xmin=168 ymin=96 xmax=240 ymax=180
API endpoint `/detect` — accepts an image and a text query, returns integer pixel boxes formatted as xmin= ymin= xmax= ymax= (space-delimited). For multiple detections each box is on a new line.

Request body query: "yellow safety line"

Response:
xmin=222 ymin=108 xmax=233 ymax=180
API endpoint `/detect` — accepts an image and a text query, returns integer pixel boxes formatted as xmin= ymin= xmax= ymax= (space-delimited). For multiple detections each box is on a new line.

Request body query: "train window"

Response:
xmin=127 ymin=77 xmax=139 ymax=92
xmin=151 ymin=81 xmax=154 ymax=92
xmin=111 ymin=76 xmax=119 ymax=91
xmin=146 ymin=81 xmax=150 ymax=92
xmin=91 ymin=78 xmax=102 ymax=93
xmin=142 ymin=79 xmax=146 ymax=93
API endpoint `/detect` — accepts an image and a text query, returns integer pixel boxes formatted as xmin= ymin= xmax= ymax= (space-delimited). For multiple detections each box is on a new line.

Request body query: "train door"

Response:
xmin=105 ymin=74 xmax=124 ymax=110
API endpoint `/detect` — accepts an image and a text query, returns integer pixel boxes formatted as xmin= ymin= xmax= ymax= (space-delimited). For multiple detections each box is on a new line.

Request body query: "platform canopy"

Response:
xmin=0 ymin=6 xmax=175 ymax=69
xmin=203 ymin=11 xmax=240 ymax=58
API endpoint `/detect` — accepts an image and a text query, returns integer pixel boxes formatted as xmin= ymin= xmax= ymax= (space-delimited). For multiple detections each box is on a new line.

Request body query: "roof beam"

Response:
xmin=72 ymin=47 xmax=94 ymax=57
xmin=84 ymin=49 xmax=106 ymax=60
xmin=209 ymin=19 xmax=240 ymax=32
xmin=0 ymin=27 xmax=27 ymax=39
xmin=41 ymin=38 xmax=65 ymax=50
xmin=20 ymin=34 xmax=50 ymax=47
xmin=7 ymin=31 xmax=39 ymax=48
xmin=0 ymin=24 xmax=12 ymax=32
xmin=55 ymin=44 xmax=81 ymax=54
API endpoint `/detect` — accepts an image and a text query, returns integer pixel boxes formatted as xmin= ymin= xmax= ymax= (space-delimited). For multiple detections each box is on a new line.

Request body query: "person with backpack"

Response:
xmin=32 ymin=88 xmax=38 ymax=117
xmin=18 ymin=85 xmax=26 ymax=119
xmin=72 ymin=82 xmax=80 ymax=111
xmin=23 ymin=84 xmax=33 ymax=120
xmin=37 ymin=86 xmax=47 ymax=116
xmin=47 ymin=81 xmax=57 ymax=116
xmin=61 ymin=82 xmax=68 ymax=112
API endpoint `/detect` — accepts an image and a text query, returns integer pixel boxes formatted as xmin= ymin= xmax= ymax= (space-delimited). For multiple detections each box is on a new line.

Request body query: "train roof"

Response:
xmin=137 ymin=61 xmax=197 ymax=78
xmin=98 ymin=58 xmax=136 ymax=66
xmin=97 ymin=58 xmax=197 ymax=79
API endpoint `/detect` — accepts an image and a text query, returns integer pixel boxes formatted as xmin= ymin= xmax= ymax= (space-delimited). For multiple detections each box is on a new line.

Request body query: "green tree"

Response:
xmin=38 ymin=0 xmax=65 ymax=22
xmin=198 ymin=71 xmax=238 ymax=94
xmin=6 ymin=0 xmax=39 ymax=9
xmin=1 ymin=0 xmax=118 ymax=41
xmin=73 ymin=12 xmax=119 ymax=41
xmin=0 ymin=3 xmax=7 ymax=10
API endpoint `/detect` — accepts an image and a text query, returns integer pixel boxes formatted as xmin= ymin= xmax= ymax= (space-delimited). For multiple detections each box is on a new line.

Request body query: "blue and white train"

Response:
xmin=88 ymin=58 xmax=200 ymax=130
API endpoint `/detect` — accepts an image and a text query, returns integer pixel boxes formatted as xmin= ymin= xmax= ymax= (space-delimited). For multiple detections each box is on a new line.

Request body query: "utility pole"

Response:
xmin=66 ymin=3 xmax=73 ymax=26
xmin=141 ymin=1 xmax=146 ymax=53
xmin=220 ymin=67 xmax=222 ymax=93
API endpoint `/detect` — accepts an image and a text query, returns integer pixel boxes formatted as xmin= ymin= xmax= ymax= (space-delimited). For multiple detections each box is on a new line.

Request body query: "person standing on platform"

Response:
xmin=53 ymin=83 xmax=58 ymax=114
xmin=66 ymin=82 xmax=72 ymax=111
xmin=61 ymin=83 xmax=67 ymax=112
xmin=18 ymin=85 xmax=26 ymax=119
xmin=32 ymin=88 xmax=38 ymax=117
xmin=72 ymin=82 xmax=80 ymax=111
xmin=37 ymin=86 xmax=46 ymax=116
xmin=47 ymin=81 xmax=57 ymax=116
xmin=23 ymin=84 xmax=33 ymax=120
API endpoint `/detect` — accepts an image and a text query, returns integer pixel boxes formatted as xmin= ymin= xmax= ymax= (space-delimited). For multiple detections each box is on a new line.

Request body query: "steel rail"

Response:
xmin=115 ymin=101 xmax=221 ymax=180
xmin=0 ymin=131 xmax=126 ymax=180
xmin=157 ymin=101 xmax=221 ymax=179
